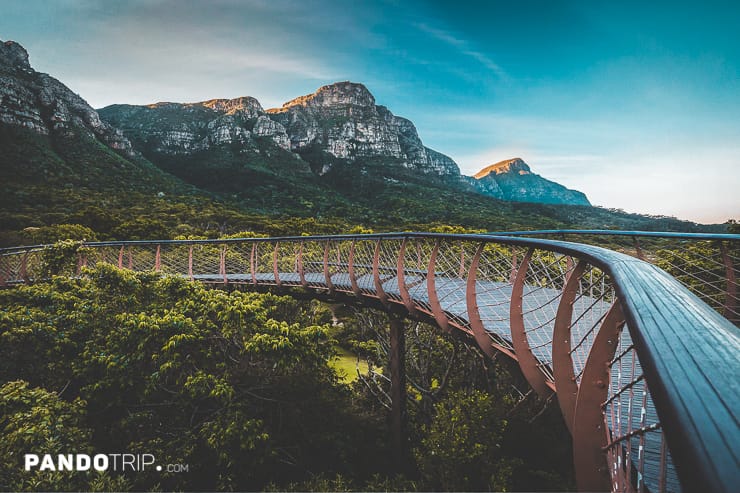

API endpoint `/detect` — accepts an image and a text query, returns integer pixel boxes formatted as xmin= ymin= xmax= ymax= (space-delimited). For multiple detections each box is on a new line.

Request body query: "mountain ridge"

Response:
xmin=1 ymin=38 xmax=722 ymax=247
xmin=99 ymin=80 xmax=590 ymax=205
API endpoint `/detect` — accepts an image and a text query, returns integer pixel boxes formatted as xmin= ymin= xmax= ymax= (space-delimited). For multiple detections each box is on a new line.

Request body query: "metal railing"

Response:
xmin=1 ymin=232 xmax=738 ymax=493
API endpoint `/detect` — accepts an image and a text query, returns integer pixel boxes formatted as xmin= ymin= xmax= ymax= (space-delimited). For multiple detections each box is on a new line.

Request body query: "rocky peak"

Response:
xmin=264 ymin=81 xmax=461 ymax=177
xmin=471 ymin=157 xmax=590 ymax=206
xmin=202 ymin=96 xmax=263 ymax=117
xmin=474 ymin=158 xmax=531 ymax=178
xmin=0 ymin=39 xmax=134 ymax=155
xmin=273 ymin=81 xmax=376 ymax=111
xmin=0 ymin=40 xmax=30 ymax=70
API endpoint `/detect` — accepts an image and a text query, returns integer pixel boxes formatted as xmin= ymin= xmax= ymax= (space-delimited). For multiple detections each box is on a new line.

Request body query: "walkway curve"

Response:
xmin=1 ymin=232 xmax=738 ymax=493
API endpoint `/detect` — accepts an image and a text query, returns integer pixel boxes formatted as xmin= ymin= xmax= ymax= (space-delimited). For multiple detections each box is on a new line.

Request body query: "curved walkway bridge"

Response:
xmin=1 ymin=231 xmax=738 ymax=492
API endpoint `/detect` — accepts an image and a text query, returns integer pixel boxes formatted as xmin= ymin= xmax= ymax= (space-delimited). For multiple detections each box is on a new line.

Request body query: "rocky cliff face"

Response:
xmin=0 ymin=39 xmax=134 ymax=156
xmin=99 ymin=97 xmax=291 ymax=155
xmin=471 ymin=158 xmax=591 ymax=206
xmin=267 ymin=82 xmax=461 ymax=177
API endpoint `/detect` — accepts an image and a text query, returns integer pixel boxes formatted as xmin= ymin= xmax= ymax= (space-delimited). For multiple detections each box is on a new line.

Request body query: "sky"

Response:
xmin=2 ymin=0 xmax=738 ymax=224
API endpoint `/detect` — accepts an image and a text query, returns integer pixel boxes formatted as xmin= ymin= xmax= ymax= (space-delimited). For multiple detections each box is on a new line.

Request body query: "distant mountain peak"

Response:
xmin=271 ymin=81 xmax=375 ymax=112
xmin=0 ymin=40 xmax=30 ymax=70
xmin=470 ymin=157 xmax=590 ymax=206
xmin=474 ymin=158 xmax=531 ymax=178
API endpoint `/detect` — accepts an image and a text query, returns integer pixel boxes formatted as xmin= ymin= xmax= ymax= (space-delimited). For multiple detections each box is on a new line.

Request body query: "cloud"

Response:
xmin=414 ymin=22 xmax=508 ymax=80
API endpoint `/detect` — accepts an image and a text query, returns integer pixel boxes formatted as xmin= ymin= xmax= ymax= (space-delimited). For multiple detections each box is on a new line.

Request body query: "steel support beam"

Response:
xmin=552 ymin=259 xmax=588 ymax=433
xmin=465 ymin=243 xmax=495 ymax=357
xmin=573 ymin=300 xmax=626 ymax=492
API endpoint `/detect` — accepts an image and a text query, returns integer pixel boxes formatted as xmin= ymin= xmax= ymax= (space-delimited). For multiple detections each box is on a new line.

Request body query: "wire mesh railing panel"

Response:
xmin=352 ymin=239 xmax=377 ymax=295
xmin=253 ymin=241 xmax=277 ymax=285
xmin=301 ymin=240 xmax=326 ymax=288
xmin=604 ymin=325 xmax=681 ymax=493
xmin=190 ymin=243 xmax=222 ymax=281
xmin=274 ymin=240 xmax=301 ymax=285
xmin=224 ymin=242 xmax=253 ymax=283
xmin=0 ymin=250 xmax=33 ymax=284
xmin=474 ymin=244 xmax=522 ymax=350
xmin=519 ymin=249 xmax=574 ymax=383
xmin=376 ymin=238 xmax=403 ymax=302
xmin=652 ymin=239 xmax=738 ymax=325
xmin=570 ymin=265 xmax=614 ymax=383
xmin=327 ymin=239 xmax=353 ymax=293
xmin=402 ymin=238 xmax=435 ymax=313
xmin=433 ymin=240 xmax=478 ymax=332
xmin=128 ymin=245 xmax=159 ymax=273
xmin=157 ymin=244 xmax=190 ymax=277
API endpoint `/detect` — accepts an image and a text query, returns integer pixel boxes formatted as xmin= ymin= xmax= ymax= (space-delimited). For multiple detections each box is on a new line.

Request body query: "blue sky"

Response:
xmin=2 ymin=0 xmax=738 ymax=223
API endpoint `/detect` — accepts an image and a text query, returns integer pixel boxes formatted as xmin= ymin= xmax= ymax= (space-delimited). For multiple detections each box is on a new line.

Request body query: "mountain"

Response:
xmin=99 ymin=81 xmax=592 ymax=207
xmin=0 ymin=39 xmax=722 ymax=245
xmin=470 ymin=158 xmax=590 ymax=206
xmin=98 ymin=81 xmax=463 ymax=193
xmin=266 ymin=81 xmax=460 ymax=177
xmin=0 ymin=39 xmax=188 ymax=196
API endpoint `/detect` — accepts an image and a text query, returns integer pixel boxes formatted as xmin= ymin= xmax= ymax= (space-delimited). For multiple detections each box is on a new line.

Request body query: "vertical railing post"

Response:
xmin=154 ymin=245 xmax=161 ymax=272
xmin=298 ymin=241 xmax=306 ymax=287
xmin=118 ymin=246 xmax=124 ymax=269
xmin=389 ymin=315 xmax=407 ymax=470
xmin=273 ymin=241 xmax=281 ymax=286
xmin=188 ymin=245 xmax=194 ymax=281
xmin=220 ymin=245 xmax=227 ymax=284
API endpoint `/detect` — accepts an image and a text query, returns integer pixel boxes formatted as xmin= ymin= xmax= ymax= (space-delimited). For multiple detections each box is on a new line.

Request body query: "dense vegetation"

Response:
xmin=0 ymin=265 xmax=573 ymax=491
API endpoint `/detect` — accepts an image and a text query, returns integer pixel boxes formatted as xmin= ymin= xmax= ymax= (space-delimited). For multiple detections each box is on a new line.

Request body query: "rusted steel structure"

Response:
xmin=1 ymin=231 xmax=738 ymax=493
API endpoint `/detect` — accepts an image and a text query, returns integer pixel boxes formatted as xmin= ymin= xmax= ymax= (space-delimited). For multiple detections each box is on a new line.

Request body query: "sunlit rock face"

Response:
xmin=267 ymin=81 xmax=461 ymax=177
xmin=472 ymin=158 xmax=591 ymax=205
xmin=99 ymin=97 xmax=292 ymax=155
xmin=0 ymin=39 xmax=134 ymax=155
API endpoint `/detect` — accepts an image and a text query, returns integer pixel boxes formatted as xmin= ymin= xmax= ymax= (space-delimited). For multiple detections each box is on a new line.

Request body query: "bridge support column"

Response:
xmin=389 ymin=315 xmax=407 ymax=470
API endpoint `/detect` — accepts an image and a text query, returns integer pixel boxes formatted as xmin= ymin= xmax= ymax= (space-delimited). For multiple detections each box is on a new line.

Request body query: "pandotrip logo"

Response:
xmin=24 ymin=454 xmax=189 ymax=473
